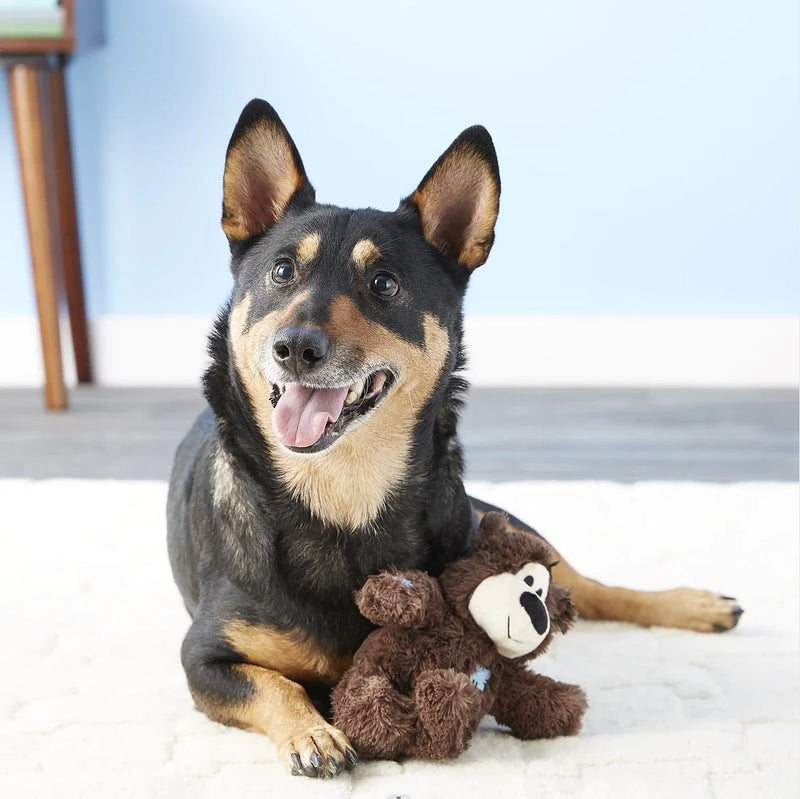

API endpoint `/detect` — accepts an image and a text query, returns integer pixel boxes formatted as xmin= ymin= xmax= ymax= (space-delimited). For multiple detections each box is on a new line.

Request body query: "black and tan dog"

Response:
xmin=167 ymin=99 xmax=742 ymax=778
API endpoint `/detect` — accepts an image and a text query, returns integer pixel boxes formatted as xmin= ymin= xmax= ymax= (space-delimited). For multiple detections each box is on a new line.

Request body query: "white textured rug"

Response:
xmin=0 ymin=479 xmax=797 ymax=799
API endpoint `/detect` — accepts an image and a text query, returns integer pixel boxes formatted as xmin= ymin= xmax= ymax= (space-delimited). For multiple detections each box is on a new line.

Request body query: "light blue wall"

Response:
xmin=1 ymin=0 xmax=797 ymax=317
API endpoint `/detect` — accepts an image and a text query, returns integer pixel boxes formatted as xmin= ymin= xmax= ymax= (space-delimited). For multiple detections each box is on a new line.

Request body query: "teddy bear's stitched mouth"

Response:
xmin=507 ymin=616 xmax=523 ymax=643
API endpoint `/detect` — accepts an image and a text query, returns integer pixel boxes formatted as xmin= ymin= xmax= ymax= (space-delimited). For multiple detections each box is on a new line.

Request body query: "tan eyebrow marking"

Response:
xmin=296 ymin=231 xmax=321 ymax=262
xmin=351 ymin=239 xmax=381 ymax=269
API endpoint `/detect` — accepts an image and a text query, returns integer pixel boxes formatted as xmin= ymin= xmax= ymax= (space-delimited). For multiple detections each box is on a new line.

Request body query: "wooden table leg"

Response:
xmin=8 ymin=62 xmax=67 ymax=410
xmin=47 ymin=62 xmax=92 ymax=384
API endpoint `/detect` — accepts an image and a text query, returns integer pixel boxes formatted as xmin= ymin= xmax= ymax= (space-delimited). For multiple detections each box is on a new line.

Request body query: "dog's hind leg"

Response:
xmin=470 ymin=498 xmax=743 ymax=633
xmin=548 ymin=554 xmax=743 ymax=633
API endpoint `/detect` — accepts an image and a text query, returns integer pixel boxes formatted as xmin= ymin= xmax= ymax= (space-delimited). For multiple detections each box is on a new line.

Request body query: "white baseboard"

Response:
xmin=0 ymin=315 xmax=797 ymax=388
xmin=463 ymin=316 xmax=799 ymax=387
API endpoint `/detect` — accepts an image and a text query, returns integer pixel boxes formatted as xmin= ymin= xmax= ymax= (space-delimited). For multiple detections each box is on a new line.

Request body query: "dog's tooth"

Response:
xmin=366 ymin=370 xmax=387 ymax=398
xmin=345 ymin=387 xmax=358 ymax=405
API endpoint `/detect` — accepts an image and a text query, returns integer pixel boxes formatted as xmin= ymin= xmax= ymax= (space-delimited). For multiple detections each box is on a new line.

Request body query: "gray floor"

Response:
xmin=0 ymin=387 xmax=796 ymax=482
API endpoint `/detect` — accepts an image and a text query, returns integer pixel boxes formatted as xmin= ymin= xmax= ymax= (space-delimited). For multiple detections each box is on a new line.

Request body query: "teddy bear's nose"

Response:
xmin=520 ymin=592 xmax=549 ymax=635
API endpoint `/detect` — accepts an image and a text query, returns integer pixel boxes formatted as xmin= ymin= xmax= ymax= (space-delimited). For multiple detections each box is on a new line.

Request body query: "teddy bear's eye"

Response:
xmin=524 ymin=575 xmax=534 ymax=587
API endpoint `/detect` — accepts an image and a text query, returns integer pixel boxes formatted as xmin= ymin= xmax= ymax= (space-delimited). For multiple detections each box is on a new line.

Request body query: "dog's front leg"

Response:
xmin=181 ymin=629 xmax=357 ymax=777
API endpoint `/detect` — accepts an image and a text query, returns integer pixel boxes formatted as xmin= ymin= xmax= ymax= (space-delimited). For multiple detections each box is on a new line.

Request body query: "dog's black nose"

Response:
xmin=272 ymin=327 xmax=331 ymax=375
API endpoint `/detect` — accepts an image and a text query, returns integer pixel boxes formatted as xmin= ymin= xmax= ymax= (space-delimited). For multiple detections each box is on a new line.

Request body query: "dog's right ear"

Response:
xmin=221 ymin=99 xmax=315 ymax=247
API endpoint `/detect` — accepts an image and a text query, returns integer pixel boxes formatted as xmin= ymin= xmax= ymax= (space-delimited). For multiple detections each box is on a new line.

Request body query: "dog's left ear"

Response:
xmin=403 ymin=126 xmax=500 ymax=271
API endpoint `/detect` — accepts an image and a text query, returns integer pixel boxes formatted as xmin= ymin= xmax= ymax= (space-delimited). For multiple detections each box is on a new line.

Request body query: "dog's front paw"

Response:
xmin=277 ymin=723 xmax=358 ymax=778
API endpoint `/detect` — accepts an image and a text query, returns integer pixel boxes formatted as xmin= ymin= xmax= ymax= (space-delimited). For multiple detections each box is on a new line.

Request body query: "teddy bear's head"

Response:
xmin=439 ymin=512 xmax=577 ymax=659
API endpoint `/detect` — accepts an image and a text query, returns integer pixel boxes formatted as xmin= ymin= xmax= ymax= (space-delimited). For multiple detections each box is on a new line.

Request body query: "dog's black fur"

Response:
xmin=167 ymin=99 xmax=741 ymax=778
xmin=167 ymin=99 xmax=508 ymax=776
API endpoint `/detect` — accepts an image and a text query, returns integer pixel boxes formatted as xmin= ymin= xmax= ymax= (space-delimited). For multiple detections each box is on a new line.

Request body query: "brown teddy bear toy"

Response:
xmin=331 ymin=512 xmax=588 ymax=761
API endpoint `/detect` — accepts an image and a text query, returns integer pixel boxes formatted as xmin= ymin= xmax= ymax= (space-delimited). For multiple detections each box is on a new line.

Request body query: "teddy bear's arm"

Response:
xmin=355 ymin=570 xmax=448 ymax=629
xmin=492 ymin=663 xmax=587 ymax=740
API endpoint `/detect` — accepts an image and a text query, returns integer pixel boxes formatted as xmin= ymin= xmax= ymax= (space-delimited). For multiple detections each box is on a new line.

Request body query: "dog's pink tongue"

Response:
xmin=272 ymin=384 xmax=349 ymax=448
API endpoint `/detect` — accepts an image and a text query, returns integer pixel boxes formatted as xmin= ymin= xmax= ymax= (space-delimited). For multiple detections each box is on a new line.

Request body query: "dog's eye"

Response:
xmin=271 ymin=259 xmax=296 ymax=284
xmin=371 ymin=272 xmax=399 ymax=298
xmin=524 ymin=575 xmax=534 ymax=587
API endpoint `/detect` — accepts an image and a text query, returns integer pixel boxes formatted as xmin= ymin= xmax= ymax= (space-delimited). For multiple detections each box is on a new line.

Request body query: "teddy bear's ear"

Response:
xmin=548 ymin=584 xmax=578 ymax=634
xmin=473 ymin=511 xmax=510 ymax=551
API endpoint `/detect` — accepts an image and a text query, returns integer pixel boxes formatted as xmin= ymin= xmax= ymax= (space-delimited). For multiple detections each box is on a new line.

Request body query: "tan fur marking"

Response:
xmin=224 ymin=620 xmax=350 ymax=684
xmin=560 ymin=577 xmax=741 ymax=632
xmin=275 ymin=297 xmax=449 ymax=529
xmin=210 ymin=443 xmax=239 ymax=511
xmin=229 ymin=293 xmax=450 ymax=530
xmin=296 ymin=231 xmax=321 ymax=263
xmin=193 ymin=665 xmax=309 ymax=733
xmin=222 ymin=119 xmax=303 ymax=241
xmin=413 ymin=146 xmax=499 ymax=269
xmin=228 ymin=665 xmax=322 ymax=738
xmin=193 ymin=663 xmax=354 ymax=772
xmin=229 ymin=294 xmax=279 ymax=450
xmin=351 ymin=238 xmax=380 ymax=270
xmin=230 ymin=289 xmax=311 ymax=407
xmin=499 ymin=519 xmax=741 ymax=633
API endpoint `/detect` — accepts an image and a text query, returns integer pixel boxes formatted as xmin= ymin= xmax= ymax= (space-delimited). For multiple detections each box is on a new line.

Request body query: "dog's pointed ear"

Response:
xmin=221 ymin=99 xmax=315 ymax=245
xmin=403 ymin=126 xmax=500 ymax=271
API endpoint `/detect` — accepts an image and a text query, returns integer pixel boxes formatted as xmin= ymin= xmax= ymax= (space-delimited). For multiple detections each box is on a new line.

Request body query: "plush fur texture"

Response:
xmin=331 ymin=512 xmax=588 ymax=760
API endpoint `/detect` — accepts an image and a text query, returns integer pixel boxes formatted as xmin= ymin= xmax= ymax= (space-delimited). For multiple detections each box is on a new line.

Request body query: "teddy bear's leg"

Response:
xmin=492 ymin=669 xmax=587 ymax=740
xmin=331 ymin=670 xmax=416 ymax=760
xmin=412 ymin=669 xmax=484 ymax=760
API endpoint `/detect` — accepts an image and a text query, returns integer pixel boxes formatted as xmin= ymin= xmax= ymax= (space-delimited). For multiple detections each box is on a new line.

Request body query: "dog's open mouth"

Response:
xmin=268 ymin=369 xmax=394 ymax=453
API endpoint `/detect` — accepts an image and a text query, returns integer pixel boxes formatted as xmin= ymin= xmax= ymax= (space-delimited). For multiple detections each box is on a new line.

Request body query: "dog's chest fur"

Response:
xmin=178 ymin=358 xmax=474 ymax=654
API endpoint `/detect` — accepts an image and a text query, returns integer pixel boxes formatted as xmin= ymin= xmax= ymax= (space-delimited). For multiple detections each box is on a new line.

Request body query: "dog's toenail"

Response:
xmin=327 ymin=755 xmax=342 ymax=774
xmin=290 ymin=752 xmax=302 ymax=774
